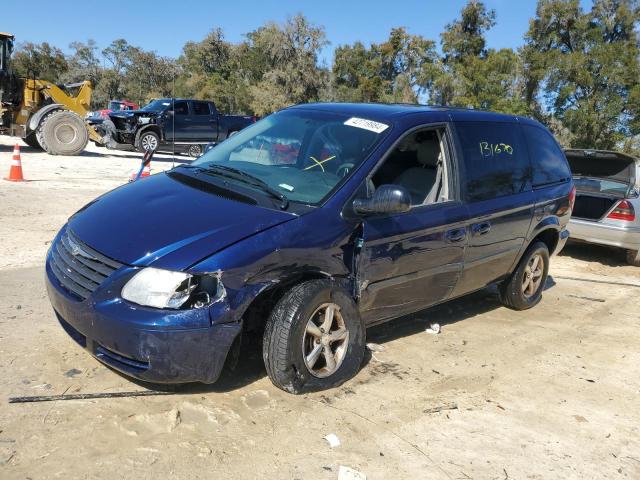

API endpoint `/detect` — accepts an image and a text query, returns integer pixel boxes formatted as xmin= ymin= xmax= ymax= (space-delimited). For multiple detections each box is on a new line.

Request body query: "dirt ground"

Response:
xmin=0 ymin=135 xmax=639 ymax=479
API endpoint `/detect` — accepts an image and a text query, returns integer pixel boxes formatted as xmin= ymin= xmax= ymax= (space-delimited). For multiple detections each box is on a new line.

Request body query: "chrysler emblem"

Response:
xmin=68 ymin=237 xmax=96 ymax=260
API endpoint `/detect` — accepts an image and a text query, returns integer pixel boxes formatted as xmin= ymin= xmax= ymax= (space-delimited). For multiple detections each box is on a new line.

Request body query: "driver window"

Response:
xmin=173 ymin=101 xmax=189 ymax=116
xmin=371 ymin=128 xmax=450 ymax=206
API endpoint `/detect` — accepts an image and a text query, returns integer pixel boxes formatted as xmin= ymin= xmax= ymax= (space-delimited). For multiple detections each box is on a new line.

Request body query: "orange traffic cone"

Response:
xmin=4 ymin=144 xmax=25 ymax=182
xmin=140 ymin=161 xmax=151 ymax=178
xmin=129 ymin=150 xmax=154 ymax=182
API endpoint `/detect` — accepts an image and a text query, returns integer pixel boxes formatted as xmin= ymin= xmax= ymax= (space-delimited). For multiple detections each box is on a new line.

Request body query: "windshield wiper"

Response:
xmin=194 ymin=164 xmax=289 ymax=210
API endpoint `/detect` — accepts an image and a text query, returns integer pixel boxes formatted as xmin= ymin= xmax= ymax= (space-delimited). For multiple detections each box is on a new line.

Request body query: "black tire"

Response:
xmin=23 ymin=133 xmax=42 ymax=150
xmin=187 ymin=144 xmax=203 ymax=157
xmin=137 ymin=131 xmax=160 ymax=152
xmin=263 ymin=279 xmax=365 ymax=394
xmin=499 ymin=241 xmax=550 ymax=310
xmin=36 ymin=110 xmax=88 ymax=156
xmin=627 ymin=249 xmax=640 ymax=267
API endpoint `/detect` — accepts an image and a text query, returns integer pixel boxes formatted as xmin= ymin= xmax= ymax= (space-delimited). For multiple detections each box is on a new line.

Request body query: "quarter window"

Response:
xmin=521 ymin=125 xmax=571 ymax=188
xmin=455 ymin=122 xmax=531 ymax=202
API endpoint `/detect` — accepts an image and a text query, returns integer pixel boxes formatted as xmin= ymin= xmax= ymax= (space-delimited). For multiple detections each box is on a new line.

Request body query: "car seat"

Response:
xmin=393 ymin=138 xmax=440 ymax=205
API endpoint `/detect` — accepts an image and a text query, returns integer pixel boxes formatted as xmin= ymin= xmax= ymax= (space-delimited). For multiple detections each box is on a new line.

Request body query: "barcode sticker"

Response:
xmin=344 ymin=117 xmax=389 ymax=134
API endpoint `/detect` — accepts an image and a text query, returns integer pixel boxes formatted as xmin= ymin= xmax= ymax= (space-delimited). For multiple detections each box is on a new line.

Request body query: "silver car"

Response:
xmin=566 ymin=149 xmax=640 ymax=266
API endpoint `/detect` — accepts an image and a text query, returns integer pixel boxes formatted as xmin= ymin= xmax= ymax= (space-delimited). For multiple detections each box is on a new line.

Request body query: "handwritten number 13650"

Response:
xmin=479 ymin=142 xmax=513 ymax=157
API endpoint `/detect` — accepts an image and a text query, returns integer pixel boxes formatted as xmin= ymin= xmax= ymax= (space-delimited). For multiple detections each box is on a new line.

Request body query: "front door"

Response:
xmin=165 ymin=100 xmax=192 ymax=142
xmin=359 ymin=202 xmax=469 ymax=324
xmin=357 ymin=125 xmax=469 ymax=324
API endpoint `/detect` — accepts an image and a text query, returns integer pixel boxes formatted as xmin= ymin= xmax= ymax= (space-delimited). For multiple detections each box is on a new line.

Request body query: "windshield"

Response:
xmin=191 ymin=109 xmax=390 ymax=205
xmin=108 ymin=101 xmax=124 ymax=111
xmin=140 ymin=99 xmax=171 ymax=112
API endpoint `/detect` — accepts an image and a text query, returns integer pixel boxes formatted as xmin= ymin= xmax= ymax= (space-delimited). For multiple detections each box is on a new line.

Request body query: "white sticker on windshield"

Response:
xmin=344 ymin=117 xmax=389 ymax=134
xmin=279 ymin=183 xmax=294 ymax=192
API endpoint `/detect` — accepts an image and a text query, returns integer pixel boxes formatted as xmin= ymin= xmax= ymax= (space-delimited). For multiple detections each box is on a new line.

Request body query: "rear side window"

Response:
xmin=522 ymin=125 xmax=571 ymax=188
xmin=455 ymin=122 xmax=531 ymax=202
xmin=193 ymin=101 xmax=211 ymax=115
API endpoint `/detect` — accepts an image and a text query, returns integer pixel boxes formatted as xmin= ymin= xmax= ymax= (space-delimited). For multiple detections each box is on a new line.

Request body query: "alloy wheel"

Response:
xmin=302 ymin=303 xmax=349 ymax=378
xmin=188 ymin=145 xmax=202 ymax=157
xmin=141 ymin=134 xmax=158 ymax=151
xmin=522 ymin=253 xmax=544 ymax=298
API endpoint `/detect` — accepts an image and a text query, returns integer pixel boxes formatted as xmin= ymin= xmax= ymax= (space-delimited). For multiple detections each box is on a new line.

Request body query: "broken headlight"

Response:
xmin=121 ymin=267 xmax=222 ymax=309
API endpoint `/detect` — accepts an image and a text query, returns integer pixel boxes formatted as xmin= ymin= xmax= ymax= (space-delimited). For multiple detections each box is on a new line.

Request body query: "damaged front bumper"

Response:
xmin=45 ymin=253 xmax=241 ymax=384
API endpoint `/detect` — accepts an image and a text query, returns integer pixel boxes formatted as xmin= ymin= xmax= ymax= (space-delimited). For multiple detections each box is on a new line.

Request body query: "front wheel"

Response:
xmin=138 ymin=131 xmax=159 ymax=152
xmin=263 ymin=279 xmax=365 ymax=394
xmin=499 ymin=241 xmax=550 ymax=310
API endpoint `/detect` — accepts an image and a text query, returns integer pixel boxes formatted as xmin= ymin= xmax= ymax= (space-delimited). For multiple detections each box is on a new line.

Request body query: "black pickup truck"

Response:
xmin=94 ymin=98 xmax=255 ymax=157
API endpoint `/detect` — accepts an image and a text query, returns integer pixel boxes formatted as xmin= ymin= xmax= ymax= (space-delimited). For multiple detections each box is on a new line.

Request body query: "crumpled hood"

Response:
xmin=68 ymin=172 xmax=296 ymax=270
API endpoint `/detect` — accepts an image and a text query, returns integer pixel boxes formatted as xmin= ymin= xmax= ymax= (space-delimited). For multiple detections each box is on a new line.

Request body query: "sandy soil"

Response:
xmin=0 ymin=135 xmax=639 ymax=479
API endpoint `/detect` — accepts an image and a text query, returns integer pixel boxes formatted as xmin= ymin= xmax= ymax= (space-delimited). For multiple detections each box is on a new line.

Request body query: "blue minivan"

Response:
xmin=45 ymin=103 xmax=574 ymax=393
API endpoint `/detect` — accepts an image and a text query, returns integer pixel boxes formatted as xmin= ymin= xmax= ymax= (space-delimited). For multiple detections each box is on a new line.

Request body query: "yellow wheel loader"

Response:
xmin=0 ymin=32 xmax=102 ymax=155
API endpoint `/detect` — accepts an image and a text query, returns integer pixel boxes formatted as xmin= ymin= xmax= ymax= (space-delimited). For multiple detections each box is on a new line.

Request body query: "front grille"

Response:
xmin=49 ymin=229 xmax=123 ymax=300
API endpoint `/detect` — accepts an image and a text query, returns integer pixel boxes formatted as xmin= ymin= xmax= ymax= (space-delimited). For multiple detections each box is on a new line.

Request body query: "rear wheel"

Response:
xmin=499 ymin=241 xmax=550 ymax=310
xmin=187 ymin=144 xmax=203 ymax=157
xmin=23 ymin=133 xmax=42 ymax=150
xmin=626 ymin=249 xmax=640 ymax=267
xmin=263 ymin=279 xmax=365 ymax=394
xmin=37 ymin=110 xmax=89 ymax=156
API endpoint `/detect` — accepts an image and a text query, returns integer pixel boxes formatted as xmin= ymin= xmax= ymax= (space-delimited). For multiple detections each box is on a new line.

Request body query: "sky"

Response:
xmin=4 ymin=0 xmax=594 ymax=64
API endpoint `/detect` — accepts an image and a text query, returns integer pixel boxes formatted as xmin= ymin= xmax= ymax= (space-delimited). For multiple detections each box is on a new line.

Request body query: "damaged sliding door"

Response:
xmin=358 ymin=201 xmax=469 ymax=325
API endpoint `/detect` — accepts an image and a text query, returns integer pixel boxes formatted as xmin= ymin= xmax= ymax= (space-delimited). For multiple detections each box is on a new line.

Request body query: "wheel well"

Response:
xmin=242 ymin=272 xmax=333 ymax=334
xmin=28 ymin=104 xmax=63 ymax=132
xmin=135 ymin=126 xmax=161 ymax=145
xmin=530 ymin=228 xmax=559 ymax=255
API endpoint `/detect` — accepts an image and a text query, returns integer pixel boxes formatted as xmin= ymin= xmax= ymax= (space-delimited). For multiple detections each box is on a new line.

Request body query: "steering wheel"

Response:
xmin=336 ymin=162 xmax=355 ymax=178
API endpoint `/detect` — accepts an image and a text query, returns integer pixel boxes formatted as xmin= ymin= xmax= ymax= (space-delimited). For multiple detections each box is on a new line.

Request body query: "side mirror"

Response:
xmin=352 ymin=184 xmax=411 ymax=215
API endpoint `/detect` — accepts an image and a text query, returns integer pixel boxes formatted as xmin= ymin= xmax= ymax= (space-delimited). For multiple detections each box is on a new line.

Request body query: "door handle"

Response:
xmin=472 ymin=221 xmax=491 ymax=236
xmin=446 ymin=228 xmax=467 ymax=243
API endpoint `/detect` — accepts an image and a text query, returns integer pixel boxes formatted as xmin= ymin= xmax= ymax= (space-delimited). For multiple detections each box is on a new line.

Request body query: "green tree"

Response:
xmin=122 ymin=48 xmax=178 ymax=104
xmin=100 ymin=39 xmax=132 ymax=100
xmin=11 ymin=42 xmax=68 ymax=82
xmin=246 ymin=14 xmax=328 ymax=115
xmin=332 ymin=28 xmax=438 ymax=103
xmin=523 ymin=0 xmax=640 ymax=150
xmin=62 ymin=40 xmax=108 ymax=107
xmin=432 ymin=1 xmax=527 ymax=114
xmin=176 ymin=28 xmax=252 ymax=113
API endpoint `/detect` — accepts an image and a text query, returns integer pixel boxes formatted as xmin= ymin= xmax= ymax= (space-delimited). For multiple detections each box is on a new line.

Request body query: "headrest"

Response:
xmin=416 ymin=139 xmax=441 ymax=167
